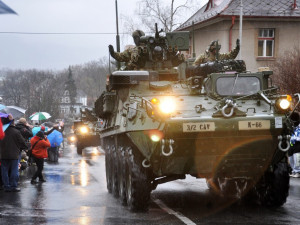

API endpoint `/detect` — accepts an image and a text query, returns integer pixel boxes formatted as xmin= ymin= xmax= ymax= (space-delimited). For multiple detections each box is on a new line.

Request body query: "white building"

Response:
xmin=59 ymin=89 xmax=87 ymax=119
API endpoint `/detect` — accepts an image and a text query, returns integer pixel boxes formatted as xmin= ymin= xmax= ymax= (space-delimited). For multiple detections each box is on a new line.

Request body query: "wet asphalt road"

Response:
xmin=1 ymin=143 xmax=300 ymax=225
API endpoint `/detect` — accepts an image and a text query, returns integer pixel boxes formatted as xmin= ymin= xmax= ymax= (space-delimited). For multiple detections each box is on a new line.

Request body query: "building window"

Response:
xmin=65 ymin=97 xmax=69 ymax=103
xmin=64 ymin=90 xmax=69 ymax=96
xmin=258 ymin=29 xmax=274 ymax=57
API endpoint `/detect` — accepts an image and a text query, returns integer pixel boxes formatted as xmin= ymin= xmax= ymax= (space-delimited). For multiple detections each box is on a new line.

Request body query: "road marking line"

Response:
xmin=153 ymin=198 xmax=196 ymax=225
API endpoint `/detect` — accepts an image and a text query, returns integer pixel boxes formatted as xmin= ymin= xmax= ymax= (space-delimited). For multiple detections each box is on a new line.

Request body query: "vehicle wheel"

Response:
xmin=118 ymin=147 xmax=127 ymax=205
xmin=125 ymin=147 xmax=151 ymax=212
xmin=111 ymin=145 xmax=119 ymax=198
xmin=105 ymin=145 xmax=112 ymax=193
xmin=77 ymin=142 xmax=83 ymax=155
xmin=254 ymin=162 xmax=290 ymax=207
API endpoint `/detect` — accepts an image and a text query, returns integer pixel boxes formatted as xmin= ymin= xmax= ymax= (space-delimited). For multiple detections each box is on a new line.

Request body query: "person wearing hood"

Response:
xmin=0 ymin=116 xmax=27 ymax=192
xmin=30 ymin=131 xmax=50 ymax=184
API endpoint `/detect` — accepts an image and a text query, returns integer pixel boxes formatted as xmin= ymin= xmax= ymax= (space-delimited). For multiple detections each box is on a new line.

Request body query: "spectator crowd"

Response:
xmin=0 ymin=114 xmax=64 ymax=192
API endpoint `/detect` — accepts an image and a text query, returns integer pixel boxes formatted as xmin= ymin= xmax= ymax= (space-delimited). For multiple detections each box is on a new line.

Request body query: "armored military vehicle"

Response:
xmin=95 ymin=24 xmax=299 ymax=211
xmin=73 ymin=108 xmax=101 ymax=155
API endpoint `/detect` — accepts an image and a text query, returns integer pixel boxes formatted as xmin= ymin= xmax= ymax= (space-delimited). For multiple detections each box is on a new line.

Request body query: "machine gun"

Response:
xmin=135 ymin=23 xmax=189 ymax=70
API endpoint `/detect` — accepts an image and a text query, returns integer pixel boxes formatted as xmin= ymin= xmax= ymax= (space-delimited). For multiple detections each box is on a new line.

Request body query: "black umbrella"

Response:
xmin=0 ymin=106 xmax=26 ymax=119
xmin=0 ymin=1 xmax=17 ymax=14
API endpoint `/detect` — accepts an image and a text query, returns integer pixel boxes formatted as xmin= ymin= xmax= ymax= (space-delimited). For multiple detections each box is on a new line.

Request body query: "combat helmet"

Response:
xmin=208 ymin=40 xmax=221 ymax=52
xmin=132 ymin=30 xmax=145 ymax=38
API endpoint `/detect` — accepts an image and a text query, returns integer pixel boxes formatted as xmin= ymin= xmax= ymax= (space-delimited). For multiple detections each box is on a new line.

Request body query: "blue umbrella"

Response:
xmin=47 ymin=130 xmax=63 ymax=147
xmin=0 ymin=1 xmax=17 ymax=14
xmin=2 ymin=121 xmax=11 ymax=131
xmin=32 ymin=126 xmax=48 ymax=137
xmin=0 ymin=104 xmax=5 ymax=110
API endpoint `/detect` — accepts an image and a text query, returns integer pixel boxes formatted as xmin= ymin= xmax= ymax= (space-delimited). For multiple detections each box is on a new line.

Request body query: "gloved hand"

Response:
xmin=108 ymin=45 xmax=115 ymax=57
xmin=236 ymin=39 xmax=240 ymax=48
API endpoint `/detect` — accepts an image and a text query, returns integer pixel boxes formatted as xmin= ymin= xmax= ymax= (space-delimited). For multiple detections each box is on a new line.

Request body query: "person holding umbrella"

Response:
xmin=0 ymin=115 xmax=27 ymax=192
xmin=30 ymin=131 xmax=50 ymax=184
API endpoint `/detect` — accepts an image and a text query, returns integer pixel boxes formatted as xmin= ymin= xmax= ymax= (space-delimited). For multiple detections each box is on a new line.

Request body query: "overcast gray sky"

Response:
xmin=0 ymin=0 xmax=206 ymax=70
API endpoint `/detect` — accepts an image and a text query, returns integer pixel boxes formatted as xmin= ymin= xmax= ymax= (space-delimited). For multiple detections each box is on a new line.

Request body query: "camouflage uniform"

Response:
xmin=111 ymin=46 xmax=141 ymax=70
xmin=109 ymin=30 xmax=145 ymax=70
xmin=194 ymin=40 xmax=240 ymax=66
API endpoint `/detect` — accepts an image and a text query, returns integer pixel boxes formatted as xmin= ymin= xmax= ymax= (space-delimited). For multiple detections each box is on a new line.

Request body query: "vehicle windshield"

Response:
xmin=216 ymin=76 xmax=261 ymax=96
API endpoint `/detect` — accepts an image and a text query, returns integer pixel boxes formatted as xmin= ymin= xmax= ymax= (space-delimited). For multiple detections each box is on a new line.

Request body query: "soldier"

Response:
xmin=194 ymin=39 xmax=240 ymax=65
xmin=108 ymin=30 xmax=145 ymax=70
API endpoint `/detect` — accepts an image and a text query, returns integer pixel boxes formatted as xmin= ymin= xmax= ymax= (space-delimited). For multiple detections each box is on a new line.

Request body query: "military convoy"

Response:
xmin=74 ymin=24 xmax=300 ymax=211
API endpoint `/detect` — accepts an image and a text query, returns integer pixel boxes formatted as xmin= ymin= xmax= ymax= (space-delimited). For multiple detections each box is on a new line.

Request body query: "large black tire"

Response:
xmin=254 ymin=162 xmax=290 ymax=207
xmin=125 ymin=147 xmax=151 ymax=212
xmin=118 ymin=147 xmax=127 ymax=205
xmin=111 ymin=146 xmax=119 ymax=198
xmin=105 ymin=145 xmax=112 ymax=193
xmin=77 ymin=142 xmax=83 ymax=155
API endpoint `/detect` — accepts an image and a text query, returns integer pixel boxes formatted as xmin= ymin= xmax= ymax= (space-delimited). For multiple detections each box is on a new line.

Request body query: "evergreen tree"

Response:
xmin=65 ymin=66 xmax=77 ymax=116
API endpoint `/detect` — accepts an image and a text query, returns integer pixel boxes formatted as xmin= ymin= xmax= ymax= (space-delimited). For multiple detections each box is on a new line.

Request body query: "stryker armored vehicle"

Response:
xmin=95 ymin=24 xmax=300 ymax=211
xmin=72 ymin=108 xmax=101 ymax=155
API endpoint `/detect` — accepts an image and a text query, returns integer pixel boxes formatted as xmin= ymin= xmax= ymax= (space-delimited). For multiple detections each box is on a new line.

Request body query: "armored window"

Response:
xmin=216 ymin=76 xmax=261 ymax=96
xmin=258 ymin=29 xmax=274 ymax=57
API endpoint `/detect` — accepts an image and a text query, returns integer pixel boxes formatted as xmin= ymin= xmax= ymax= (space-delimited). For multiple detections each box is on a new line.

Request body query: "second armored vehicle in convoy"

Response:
xmin=94 ymin=24 xmax=299 ymax=211
xmin=72 ymin=108 xmax=101 ymax=155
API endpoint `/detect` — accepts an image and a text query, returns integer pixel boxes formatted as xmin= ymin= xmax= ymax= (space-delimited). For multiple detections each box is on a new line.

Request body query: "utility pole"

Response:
xmin=239 ymin=0 xmax=243 ymax=60
xmin=115 ymin=0 xmax=120 ymax=69
xmin=192 ymin=21 xmax=196 ymax=58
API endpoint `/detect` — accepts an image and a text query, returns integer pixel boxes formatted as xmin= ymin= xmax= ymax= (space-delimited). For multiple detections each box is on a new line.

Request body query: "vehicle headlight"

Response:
xmin=70 ymin=136 xmax=76 ymax=142
xmin=79 ymin=126 xmax=89 ymax=134
xmin=279 ymin=99 xmax=290 ymax=110
xmin=276 ymin=95 xmax=292 ymax=111
xmin=150 ymin=97 xmax=176 ymax=114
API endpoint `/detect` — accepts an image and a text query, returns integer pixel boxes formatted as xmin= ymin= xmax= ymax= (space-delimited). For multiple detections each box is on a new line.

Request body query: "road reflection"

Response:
xmin=80 ymin=160 xmax=88 ymax=187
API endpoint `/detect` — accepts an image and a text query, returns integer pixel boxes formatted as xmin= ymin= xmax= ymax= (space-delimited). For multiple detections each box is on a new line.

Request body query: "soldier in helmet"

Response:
xmin=108 ymin=30 xmax=145 ymax=70
xmin=194 ymin=39 xmax=240 ymax=65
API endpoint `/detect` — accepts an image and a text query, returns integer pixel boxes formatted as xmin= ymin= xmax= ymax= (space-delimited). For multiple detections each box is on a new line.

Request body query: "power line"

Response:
xmin=0 ymin=31 xmax=128 ymax=35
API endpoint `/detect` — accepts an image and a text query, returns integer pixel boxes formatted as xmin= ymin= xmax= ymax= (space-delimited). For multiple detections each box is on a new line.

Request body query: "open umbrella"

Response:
xmin=0 ymin=106 xmax=26 ymax=119
xmin=47 ymin=130 xmax=63 ymax=147
xmin=29 ymin=112 xmax=51 ymax=121
xmin=0 ymin=0 xmax=17 ymax=14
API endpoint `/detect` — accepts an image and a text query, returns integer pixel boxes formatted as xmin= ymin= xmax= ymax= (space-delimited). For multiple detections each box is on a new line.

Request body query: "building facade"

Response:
xmin=59 ymin=89 xmax=87 ymax=119
xmin=177 ymin=0 xmax=300 ymax=71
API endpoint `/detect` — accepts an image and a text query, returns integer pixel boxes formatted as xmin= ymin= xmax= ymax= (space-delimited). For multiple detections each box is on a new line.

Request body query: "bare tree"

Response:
xmin=272 ymin=47 xmax=300 ymax=95
xmin=122 ymin=0 xmax=201 ymax=33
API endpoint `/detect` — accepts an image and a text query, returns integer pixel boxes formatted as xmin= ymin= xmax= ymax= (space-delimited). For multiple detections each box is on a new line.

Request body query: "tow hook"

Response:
xmin=221 ymin=99 xmax=237 ymax=118
xmin=161 ymin=139 xmax=174 ymax=156
xmin=278 ymin=135 xmax=291 ymax=152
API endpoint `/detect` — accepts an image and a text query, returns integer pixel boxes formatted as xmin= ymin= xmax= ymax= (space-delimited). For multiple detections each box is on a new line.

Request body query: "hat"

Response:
xmin=41 ymin=126 xmax=45 ymax=131
xmin=132 ymin=30 xmax=145 ymax=38
xmin=19 ymin=117 xmax=27 ymax=124
xmin=36 ymin=131 xmax=44 ymax=139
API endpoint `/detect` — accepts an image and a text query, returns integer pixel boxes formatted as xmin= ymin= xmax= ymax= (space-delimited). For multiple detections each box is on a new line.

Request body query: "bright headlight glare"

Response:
xmin=80 ymin=126 xmax=88 ymax=134
xmin=279 ymin=99 xmax=290 ymax=110
xmin=159 ymin=97 xmax=176 ymax=114
xmin=150 ymin=135 xmax=160 ymax=142
xmin=70 ymin=136 xmax=76 ymax=141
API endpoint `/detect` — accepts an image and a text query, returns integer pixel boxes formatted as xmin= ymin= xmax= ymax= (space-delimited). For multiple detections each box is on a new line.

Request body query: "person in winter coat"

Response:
xmin=0 ymin=117 xmax=5 ymax=188
xmin=30 ymin=131 xmax=50 ymax=184
xmin=289 ymin=112 xmax=300 ymax=178
xmin=0 ymin=118 xmax=27 ymax=192
xmin=15 ymin=118 xmax=33 ymax=141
